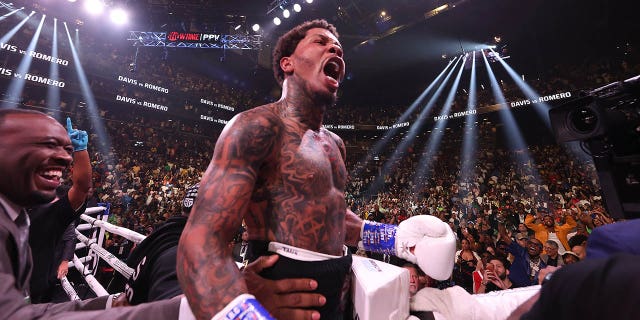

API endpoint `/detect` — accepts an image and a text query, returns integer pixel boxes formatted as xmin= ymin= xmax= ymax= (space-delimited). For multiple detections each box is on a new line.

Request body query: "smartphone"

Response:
xmin=486 ymin=263 xmax=495 ymax=272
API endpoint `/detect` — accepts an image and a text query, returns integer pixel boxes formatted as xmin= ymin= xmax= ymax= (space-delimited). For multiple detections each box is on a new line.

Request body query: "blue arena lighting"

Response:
xmin=412 ymin=55 xmax=467 ymax=188
xmin=63 ymin=22 xmax=114 ymax=166
xmin=488 ymin=48 xmax=592 ymax=166
xmin=85 ymin=0 xmax=105 ymax=15
xmin=368 ymin=56 xmax=462 ymax=196
xmin=459 ymin=51 xmax=479 ymax=183
xmin=110 ymin=8 xmax=128 ymax=25
xmin=351 ymin=58 xmax=457 ymax=180
xmin=0 ymin=7 xmax=22 ymax=21
xmin=489 ymin=48 xmax=552 ymax=129
xmin=47 ymin=18 xmax=61 ymax=119
xmin=481 ymin=50 xmax=541 ymax=179
xmin=74 ymin=27 xmax=81 ymax=54
xmin=0 ymin=10 xmax=34 ymax=52
xmin=2 ymin=14 xmax=45 ymax=108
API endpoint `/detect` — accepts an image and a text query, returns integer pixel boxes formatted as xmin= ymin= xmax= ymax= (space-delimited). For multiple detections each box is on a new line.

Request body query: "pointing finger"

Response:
xmin=66 ymin=117 xmax=73 ymax=132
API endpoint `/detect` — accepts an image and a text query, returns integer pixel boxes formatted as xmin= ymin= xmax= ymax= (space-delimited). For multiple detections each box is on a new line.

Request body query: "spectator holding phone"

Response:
xmin=476 ymin=256 xmax=515 ymax=293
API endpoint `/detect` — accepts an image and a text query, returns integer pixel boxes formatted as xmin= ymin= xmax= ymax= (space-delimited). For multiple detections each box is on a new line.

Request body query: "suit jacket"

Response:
xmin=1 ymin=204 xmax=181 ymax=319
xmin=28 ymin=195 xmax=81 ymax=303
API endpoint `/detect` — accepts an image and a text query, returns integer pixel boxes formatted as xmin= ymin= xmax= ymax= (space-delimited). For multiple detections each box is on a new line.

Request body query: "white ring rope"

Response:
xmin=75 ymin=230 xmax=135 ymax=279
xmin=66 ymin=205 xmax=144 ymax=300
xmin=71 ymin=254 xmax=109 ymax=297
xmin=60 ymin=276 xmax=81 ymax=301
xmin=79 ymin=213 xmax=147 ymax=244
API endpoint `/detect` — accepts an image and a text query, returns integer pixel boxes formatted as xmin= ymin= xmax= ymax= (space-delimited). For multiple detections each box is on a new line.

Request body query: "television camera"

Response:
xmin=549 ymin=75 xmax=640 ymax=220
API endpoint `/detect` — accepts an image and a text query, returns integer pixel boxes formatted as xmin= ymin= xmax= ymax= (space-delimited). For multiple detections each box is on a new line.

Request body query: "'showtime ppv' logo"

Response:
xmin=167 ymin=32 xmax=221 ymax=43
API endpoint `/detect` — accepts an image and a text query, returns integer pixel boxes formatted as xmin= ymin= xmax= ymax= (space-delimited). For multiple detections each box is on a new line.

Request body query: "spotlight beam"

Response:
xmin=0 ymin=7 xmax=22 ymax=21
xmin=2 ymin=14 xmax=45 ymax=108
xmin=459 ymin=51 xmax=479 ymax=183
xmin=63 ymin=22 xmax=113 ymax=168
xmin=490 ymin=50 xmax=593 ymax=165
xmin=412 ymin=54 xmax=467 ymax=189
xmin=489 ymin=48 xmax=552 ymax=129
xmin=481 ymin=50 xmax=528 ymax=151
xmin=481 ymin=49 xmax=542 ymax=182
xmin=352 ymin=58 xmax=457 ymax=179
xmin=47 ymin=18 xmax=61 ymax=119
xmin=367 ymin=56 xmax=462 ymax=196
xmin=0 ymin=11 xmax=34 ymax=49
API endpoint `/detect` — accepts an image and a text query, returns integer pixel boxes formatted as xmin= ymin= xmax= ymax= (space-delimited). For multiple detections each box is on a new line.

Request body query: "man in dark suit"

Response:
xmin=232 ymin=227 xmax=250 ymax=265
xmin=29 ymin=116 xmax=92 ymax=303
xmin=0 ymin=109 xmax=184 ymax=319
xmin=0 ymin=109 xmax=327 ymax=319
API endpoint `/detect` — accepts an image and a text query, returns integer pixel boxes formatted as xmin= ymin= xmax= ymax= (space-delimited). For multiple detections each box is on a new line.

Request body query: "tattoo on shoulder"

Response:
xmin=217 ymin=110 xmax=282 ymax=166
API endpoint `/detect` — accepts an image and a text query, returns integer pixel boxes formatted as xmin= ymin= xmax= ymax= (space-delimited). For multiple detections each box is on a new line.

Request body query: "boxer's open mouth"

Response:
xmin=323 ymin=57 xmax=343 ymax=82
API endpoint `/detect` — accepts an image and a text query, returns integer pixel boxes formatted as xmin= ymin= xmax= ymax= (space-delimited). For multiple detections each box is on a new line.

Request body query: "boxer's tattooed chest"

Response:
xmin=250 ymin=126 xmax=347 ymax=254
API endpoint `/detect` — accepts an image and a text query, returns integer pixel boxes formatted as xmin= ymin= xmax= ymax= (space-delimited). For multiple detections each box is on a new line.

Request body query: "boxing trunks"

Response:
xmin=248 ymin=240 xmax=352 ymax=319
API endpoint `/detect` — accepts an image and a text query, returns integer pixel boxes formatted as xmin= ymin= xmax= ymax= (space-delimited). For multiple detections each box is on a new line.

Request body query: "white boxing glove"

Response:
xmin=361 ymin=215 xmax=456 ymax=280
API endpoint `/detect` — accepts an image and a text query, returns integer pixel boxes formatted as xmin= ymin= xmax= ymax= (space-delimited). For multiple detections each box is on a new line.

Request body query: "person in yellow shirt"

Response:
xmin=525 ymin=210 xmax=576 ymax=251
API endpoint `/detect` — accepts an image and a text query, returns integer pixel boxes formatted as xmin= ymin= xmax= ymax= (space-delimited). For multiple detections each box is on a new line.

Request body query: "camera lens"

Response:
xmin=569 ymin=106 xmax=598 ymax=134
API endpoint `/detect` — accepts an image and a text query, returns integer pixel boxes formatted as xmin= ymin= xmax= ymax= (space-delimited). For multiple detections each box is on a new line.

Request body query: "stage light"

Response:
xmin=273 ymin=17 xmax=281 ymax=25
xmin=85 ymin=0 xmax=105 ymax=15
xmin=293 ymin=4 xmax=302 ymax=12
xmin=252 ymin=23 xmax=260 ymax=32
xmin=283 ymin=9 xmax=290 ymax=18
xmin=68 ymin=0 xmax=77 ymax=2
xmin=234 ymin=24 xmax=241 ymax=30
xmin=305 ymin=0 xmax=313 ymax=3
xmin=109 ymin=8 xmax=128 ymax=25
xmin=2 ymin=13 xmax=46 ymax=108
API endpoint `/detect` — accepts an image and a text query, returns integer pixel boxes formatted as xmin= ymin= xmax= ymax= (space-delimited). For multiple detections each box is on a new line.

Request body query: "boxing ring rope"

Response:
xmin=64 ymin=204 xmax=147 ymax=300
xmin=61 ymin=204 xmax=540 ymax=319
xmin=74 ymin=230 xmax=135 ymax=279
xmin=79 ymin=212 xmax=147 ymax=244
xmin=60 ymin=276 xmax=81 ymax=301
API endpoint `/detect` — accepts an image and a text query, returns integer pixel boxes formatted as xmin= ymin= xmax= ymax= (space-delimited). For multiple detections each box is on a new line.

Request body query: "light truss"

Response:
xmin=127 ymin=31 xmax=262 ymax=50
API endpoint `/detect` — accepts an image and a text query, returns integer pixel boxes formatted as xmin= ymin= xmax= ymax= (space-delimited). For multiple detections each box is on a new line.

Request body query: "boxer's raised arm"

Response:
xmin=177 ymin=111 xmax=280 ymax=320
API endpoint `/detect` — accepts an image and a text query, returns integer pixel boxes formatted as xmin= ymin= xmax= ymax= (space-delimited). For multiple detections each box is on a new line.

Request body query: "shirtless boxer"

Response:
xmin=177 ymin=19 xmax=456 ymax=320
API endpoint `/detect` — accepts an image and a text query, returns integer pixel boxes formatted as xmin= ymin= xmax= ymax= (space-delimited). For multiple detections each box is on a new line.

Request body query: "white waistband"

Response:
xmin=268 ymin=242 xmax=347 ymax=262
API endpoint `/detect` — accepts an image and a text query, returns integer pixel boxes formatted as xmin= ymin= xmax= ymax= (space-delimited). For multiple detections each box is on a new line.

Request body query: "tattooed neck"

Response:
xmin=276 ymin=98 xmax=325 ymax=131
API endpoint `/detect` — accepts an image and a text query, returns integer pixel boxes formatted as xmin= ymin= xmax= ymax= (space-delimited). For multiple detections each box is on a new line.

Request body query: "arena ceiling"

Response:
xmin=15 ymin=0 xmax=638 ymax=106
xmin=129 ymin=0 xmax=637 ymax=105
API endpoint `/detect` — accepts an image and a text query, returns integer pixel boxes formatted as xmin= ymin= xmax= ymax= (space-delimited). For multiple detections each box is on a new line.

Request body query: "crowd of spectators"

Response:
xmin=2 ymin=12 xmax=638 ymax=298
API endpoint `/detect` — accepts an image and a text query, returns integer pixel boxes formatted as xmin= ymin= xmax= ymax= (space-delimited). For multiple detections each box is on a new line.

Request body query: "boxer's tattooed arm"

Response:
xmin=176 ymin=110 xmax=280 ymax=320
xmin=345 ymin=209 xmax=365 ymax=246
xmin=332 ymin=132 xmax=363 ymax=247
